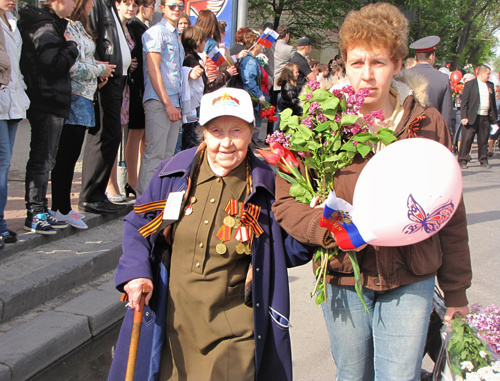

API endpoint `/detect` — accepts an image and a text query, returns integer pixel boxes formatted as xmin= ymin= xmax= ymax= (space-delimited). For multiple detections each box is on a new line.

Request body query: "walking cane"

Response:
xmin=124 ymin=284 xmax=151 ymax=381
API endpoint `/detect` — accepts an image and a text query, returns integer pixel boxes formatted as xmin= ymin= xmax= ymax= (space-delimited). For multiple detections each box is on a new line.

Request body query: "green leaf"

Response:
xmin=341 ymin=114 xmax=360 ymax=126
xmin=332 ymin=139 xmax=341 ymax=151
xmin=314 ymin=121 xmax=332 ymax=132
xmin=280 ymin=108 xmax=293 ymax=121
xmin=342 ymin=141 xmax=357 ymax=152
xmin=310 ymin=89 xmax=332 ymax=102
xmin=291 ymin=135 xmax=306 ymax=145
xmin=288 ymin=115 xmax=300 ymax=127
xmin=304 ymin=157 xmax=318 ymax=170
xmin=340 ymin=99 xmax=347 ymax=112
xmin=315 ymin=290 xmax=325 ymax=305
xmin=356 ymin=143 xmax=371 ymax=157
xmin=324 ymin=152 xmax=346 ymax=162
xmin=323 ymin=108 xmax=338 ymax=120
xmin=314 ymin=249 xmax=322 ymax=263
xmin=352 ymin=132 xmax=374 ymax=143
xmin=297 ymin=123 xmax=314 ymax=138
xmin=321 ymin=97 xmax=340 ymax=111
xmin=277 ymin=171 xmax=298 ymax=184
xmin=377 ymin=128 xmax=397 ymax=145
xmin=348 ymin=251 xmax=369 ymax=313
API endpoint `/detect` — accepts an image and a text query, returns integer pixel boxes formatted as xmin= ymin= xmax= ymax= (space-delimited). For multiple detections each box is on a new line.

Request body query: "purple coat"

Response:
xmin=108 ymin=147 xmax=312 ymax=381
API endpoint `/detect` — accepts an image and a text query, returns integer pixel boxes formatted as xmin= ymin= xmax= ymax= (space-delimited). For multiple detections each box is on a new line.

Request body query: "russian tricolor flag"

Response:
xmin=257 ymin=28 xmax=279 ymax=48
xmin=207 ymin=46 xmax=226 ymax=67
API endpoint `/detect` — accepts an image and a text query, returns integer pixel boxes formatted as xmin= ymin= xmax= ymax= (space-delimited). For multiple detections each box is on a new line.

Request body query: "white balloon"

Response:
xmin=351 ymin=138 xmax=462 ymax=247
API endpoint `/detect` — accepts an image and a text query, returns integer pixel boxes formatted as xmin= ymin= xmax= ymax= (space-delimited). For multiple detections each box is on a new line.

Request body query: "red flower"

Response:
xmin=257 ymin=142 xmax=299 ymax=174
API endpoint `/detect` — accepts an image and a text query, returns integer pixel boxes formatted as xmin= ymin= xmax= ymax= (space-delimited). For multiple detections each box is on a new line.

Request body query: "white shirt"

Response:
xmin=477 ymin=80 xmax=490 ymax=116
xmin=111 ymin=8 xmax=131 ymax=76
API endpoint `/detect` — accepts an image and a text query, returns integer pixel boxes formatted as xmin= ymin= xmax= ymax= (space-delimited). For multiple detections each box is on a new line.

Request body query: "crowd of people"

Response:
xmin=0 ymin=0 xmax=481 ymax=379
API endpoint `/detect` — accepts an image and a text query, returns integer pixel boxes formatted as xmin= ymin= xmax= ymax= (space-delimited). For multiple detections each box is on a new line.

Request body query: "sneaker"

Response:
xmin=45 ymin=209 xmax=69 ymax=229
xmin=54 ymin=210 xmax=88 ymax=229
xmin=24 ymin=213 xmax=57 ymax=235
xmin=70 ymin=210 xmax=85 ymax=220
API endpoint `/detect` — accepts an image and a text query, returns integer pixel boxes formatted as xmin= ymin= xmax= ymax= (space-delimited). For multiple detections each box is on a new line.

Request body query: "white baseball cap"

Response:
xmin=198 ymin=88 xmax=255 ymax=126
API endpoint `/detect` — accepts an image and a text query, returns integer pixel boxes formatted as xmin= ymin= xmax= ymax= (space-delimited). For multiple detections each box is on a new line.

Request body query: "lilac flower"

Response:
xmin=334 ymin=113 xmax=342 ymax=123
xmin=309 ymin=101 xmax=321 ymax=114
xmin=350 ymin=124 xmax=361 ymax=135
xmin=467 ymin=304 xmax=500 ymax=355
xmin=308 ymin=80 xmax=320 ymax=91
xmin=352 ymin=141 xmax=358 ymax=147
xmin=364 ymin=109 xmax=385 ymax=127
xmin=297 ymin=151 xmax=305 ymax=158
xmin=331 ymin=89 xmax=342 ymax=98
xmin=302 ymin=116 xmax=314 ymax=129
xmin=306 ymin=93 xmax=313 ymax=100
xmin=317 ymin=111 xmax=328 ymax=123
xmin=266 ymin=130 xmax=292 ymax=148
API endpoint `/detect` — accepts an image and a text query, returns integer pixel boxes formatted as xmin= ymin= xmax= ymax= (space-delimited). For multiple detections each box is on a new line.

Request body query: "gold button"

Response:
xmin=196 ymin=262 xmax=200 ymax=268
xmin=204 ymin=220 xmax=209 ymax=225
xmin=210 ymin=198 xmax=215 ymax=203
xmin=216 ymin=178 xmax=221 ymax=182
xmin=199 ymin=242 xmax=204 ymax=248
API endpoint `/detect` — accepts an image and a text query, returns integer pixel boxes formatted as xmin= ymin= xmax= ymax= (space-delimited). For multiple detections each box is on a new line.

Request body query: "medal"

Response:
xmin=223 ymin=216 xmax=236 ymax=227
xmin=184 ymin=205 xmax=193 ymax=215
xmin=235 ymin=242 xmax=246 ymax=254
xmin=190 ymin=196 xmax=197 ymax=204
xmin=216 ymin=243 xmax=227 ymax=254
xmin=244 ymin=244 xmax=251 ymax=255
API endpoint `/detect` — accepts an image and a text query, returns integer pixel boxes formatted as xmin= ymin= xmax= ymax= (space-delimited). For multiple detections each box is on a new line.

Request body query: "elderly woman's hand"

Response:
xmin=124 ymin=278 xmax=154 ymax=312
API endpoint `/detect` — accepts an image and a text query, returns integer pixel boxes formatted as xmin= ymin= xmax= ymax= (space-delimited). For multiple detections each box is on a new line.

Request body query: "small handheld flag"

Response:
xmin=207 ymin=46 xmax=226 ymax=67
xmin=256 ymin=28 xmax=278 ymax=48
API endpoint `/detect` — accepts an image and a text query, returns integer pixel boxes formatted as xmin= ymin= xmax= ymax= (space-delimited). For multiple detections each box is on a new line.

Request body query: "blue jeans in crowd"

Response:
xmin=0 ymin=119 xmax=19 ymax=234
xmin=25 ymin=110 xmax=64 ymax=214
xmin=321 ymin=277 xmax=435 ymax=381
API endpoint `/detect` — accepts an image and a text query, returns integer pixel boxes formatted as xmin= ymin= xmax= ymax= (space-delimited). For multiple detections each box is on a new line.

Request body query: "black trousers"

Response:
xmin=458 ymin=114 xmax=490 ymax=165
xmin=80 ymin=76 xmax=126 ymax=203
xmin=25 ymin=110 xmax=65 ymax=214
xmin=51 ymin=124 xmax=87 ymax=214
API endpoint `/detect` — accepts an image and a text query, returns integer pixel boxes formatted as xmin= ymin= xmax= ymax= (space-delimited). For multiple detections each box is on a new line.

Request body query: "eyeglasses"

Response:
xmin=166 ymin=3 xmax=184 ymax=10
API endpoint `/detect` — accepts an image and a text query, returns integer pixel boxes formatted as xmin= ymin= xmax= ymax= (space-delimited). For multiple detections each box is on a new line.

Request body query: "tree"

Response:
xmin=247 ymin=0 xmax=361 ymax=48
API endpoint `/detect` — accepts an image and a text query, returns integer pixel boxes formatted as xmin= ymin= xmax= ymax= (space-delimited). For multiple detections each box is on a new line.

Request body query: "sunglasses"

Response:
xmin=166 ymin=3 xmax=184 ymax=10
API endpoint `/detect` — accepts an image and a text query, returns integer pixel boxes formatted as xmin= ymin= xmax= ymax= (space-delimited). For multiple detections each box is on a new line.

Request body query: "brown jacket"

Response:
xmin=272 ymin=72 xmax=472 ymax=308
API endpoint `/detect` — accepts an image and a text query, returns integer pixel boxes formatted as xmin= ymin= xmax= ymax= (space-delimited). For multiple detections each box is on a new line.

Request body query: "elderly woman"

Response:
xmin=108 ymin=88 xmax=309 ymax=380
xmin=272 ymin=3 xmax=472 ymax=380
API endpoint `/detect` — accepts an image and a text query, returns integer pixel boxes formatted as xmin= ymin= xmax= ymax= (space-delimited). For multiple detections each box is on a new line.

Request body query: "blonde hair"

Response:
xmin=339 ymin=3 xmax=408 ymax=65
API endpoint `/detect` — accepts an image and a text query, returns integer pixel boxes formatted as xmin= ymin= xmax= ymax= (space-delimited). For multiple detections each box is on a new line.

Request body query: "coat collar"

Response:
xmin=156 ymin=146 xmax=275 ymax=199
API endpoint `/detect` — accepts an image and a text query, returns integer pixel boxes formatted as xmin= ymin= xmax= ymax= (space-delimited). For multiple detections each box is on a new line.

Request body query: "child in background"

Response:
xmin=277 ymin=63 xmax=302 ymax=116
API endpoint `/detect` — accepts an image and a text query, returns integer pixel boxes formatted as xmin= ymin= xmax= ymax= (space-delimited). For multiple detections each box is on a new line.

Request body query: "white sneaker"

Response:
xmin=54 ymin=210 xmax=88 ymax=229
xmin=69 ymin=209 xmax=85 ymax=220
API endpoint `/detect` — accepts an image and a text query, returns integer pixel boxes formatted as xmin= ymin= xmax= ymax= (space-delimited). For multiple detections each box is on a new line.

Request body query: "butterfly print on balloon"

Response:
xmin=402 ymin=194 xmax=455 ymax=235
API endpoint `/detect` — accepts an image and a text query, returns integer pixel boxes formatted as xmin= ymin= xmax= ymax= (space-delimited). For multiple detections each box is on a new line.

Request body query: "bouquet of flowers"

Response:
xmin=451 ymin=82 xmax=464 ymax=101
xmin=463 ymin=63 xmax=475 ymax=74
xmin=257 ymin=80 xmax=396 ymax=307
xmin=260 ymin=104 xmax=278 ymax=124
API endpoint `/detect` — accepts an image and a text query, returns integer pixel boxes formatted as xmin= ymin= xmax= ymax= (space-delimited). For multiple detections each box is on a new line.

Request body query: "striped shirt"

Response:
xmin=142 ymin=18 xmax=184 ymax=107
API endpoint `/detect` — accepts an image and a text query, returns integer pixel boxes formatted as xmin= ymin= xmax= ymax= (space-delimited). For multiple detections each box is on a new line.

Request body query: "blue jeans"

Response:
xmin=321 ymin=278 xmax=435 ymax=381
xmin=25 ymin=110 xmax=64 ymax=214
xmin=0 ymin=119 xmax=19 ymax=234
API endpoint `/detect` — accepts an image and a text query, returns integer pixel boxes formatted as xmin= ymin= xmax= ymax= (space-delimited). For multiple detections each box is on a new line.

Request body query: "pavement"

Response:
xmin=0 ymin=119 xmax=499 ymax=380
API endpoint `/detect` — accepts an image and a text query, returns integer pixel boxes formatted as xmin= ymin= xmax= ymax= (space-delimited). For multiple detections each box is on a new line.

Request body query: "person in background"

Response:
xmin=229 ymin=26 xmax=251 ymax=56
xmin=51 ymin=0 xmax=115 ymax=229
xmin=0 ymin=0 xmax=30 ymax=246
xmin=487 ymin=85 xmax=500 ymax=156
xmin=195 ymin=9 xmax=221 ymax=84
xmin=277 ymin=63 xmax=301 ymax=116
xmin=177 ymin=12 xmax=190 ymax=33
xmin=458 ymin=64 xmax=498 ymax=169
xmin=123 ymin=0 xmax=155 ymax=197
xmin=273 ymin=3 xmax=471 ymax=380
xmin=106 ymin=0 xmax=139 ymax=203
xmin=404 ymin=57 xmax=416 ymax=70
xmin=137 ymin=0 xmax=185 ymax=195
xmin=181 ymin=24 xmax=237 ymax=149
xmin=290 ymin=37 xmax=315 ymax=91
xmin=218 ymin=19 xmax=227 ymax=56
xmin=78 ymin=0 xmax=131 ymax=214
xmin=18 ymin=0 xmax=78 ymax=234
xmin=308 ymin=58 xmax=319 ymax=79
xmin=238 ymin=31 xmax=265 ymax=143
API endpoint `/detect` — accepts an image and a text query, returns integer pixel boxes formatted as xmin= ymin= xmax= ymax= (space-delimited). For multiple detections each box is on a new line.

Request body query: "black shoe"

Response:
xmin=102 ymin=198 xmax=126 ymax=210
xmin=466 ymin=154 xmax=472 ymax=162
xmin=3 ymin=229 xmax=17 ymax=243
xmin=459 ymin=163 xmax=468 ymax=169
xmin=480 ymin=163 xmax=491 ymax=169
xmin=125 ymin=183 xmax=136 ymax=198
xmin=488 ymin=151 xmax=493 ymax=157
xmin=78 ymin=200 xmax=119 ymax=214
